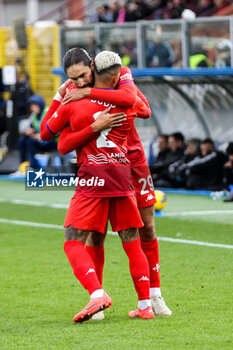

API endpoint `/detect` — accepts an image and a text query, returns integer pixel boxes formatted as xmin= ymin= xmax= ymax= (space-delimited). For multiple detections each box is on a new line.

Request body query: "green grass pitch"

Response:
xmin=0 ymin=180 xmax=232 ymax=349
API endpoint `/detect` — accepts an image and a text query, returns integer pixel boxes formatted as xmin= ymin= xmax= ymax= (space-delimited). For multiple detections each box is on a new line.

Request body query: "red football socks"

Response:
xmin=85 ymin=245 xmax=105 ymax=286
xmin=64 ymin=240 xmax=102 ymax=295
xmin=141 ymin=237 xmax=160 ymax=288
xmin=122 ymin=237 xmax=150 ymax=300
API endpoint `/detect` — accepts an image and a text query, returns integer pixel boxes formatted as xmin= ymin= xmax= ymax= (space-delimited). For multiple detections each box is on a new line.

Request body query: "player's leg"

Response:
xmin=110 ymin=196 xmax=154 ymax=319
xmin=139 ymin=205 xmax=160 ymax=289
xmin=132 ymin=166 xmax=161 ymax=293
xmin=64 ymin=226 xmax=102 ymax=295
xmin=85 ymin=229 xmax=107 ymax=321
xmin=118 ymin=228 xmax=154 ymax=319
xmin=132 ymin=165 xmax=172 ymax=316
xmin=64 ymin=194 xmax=112 ymax=322
xmin=64 ymin=225 xmax=112 ymax=323
xmin=85 ymin=226 xmax=107 ymax=286
xmin=139 ymin=205 xmax=172 ymax=316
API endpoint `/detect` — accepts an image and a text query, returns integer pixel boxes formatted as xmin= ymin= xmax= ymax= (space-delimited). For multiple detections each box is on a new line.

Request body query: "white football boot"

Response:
xmin=151 ymin=296 xmax=172 ymax=316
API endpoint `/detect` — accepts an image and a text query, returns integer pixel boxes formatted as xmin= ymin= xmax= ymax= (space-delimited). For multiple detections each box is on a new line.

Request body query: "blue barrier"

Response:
xmin=157 ymin=188 xmax=212 ymax=196
xmin=52 ymin=67 xmax=233 ymax=77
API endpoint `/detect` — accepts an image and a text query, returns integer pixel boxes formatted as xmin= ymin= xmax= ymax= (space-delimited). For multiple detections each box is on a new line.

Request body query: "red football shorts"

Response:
xmin=131 ymin=165 xmax=156 ymax=208
xmin=64 ymin=192 xmax=143 ymax=233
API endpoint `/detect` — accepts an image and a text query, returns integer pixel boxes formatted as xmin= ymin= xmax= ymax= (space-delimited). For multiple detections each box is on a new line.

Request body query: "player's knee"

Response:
xmin=64 ymin=225 xmax=88 ymax=243
xmin=139 ymin=221 xmax=155 ymax=241
xmin=118 ymin=228 xmax=139 ymax=243
xmin=86 ymin=231 xmax=106 ymax=247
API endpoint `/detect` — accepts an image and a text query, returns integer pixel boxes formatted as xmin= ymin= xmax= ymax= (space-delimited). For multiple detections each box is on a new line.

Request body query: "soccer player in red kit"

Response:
xmin=53 ymin=48 xmax=172 ymax=318
xmin=41 ymin=51 xmax=155 ymax=322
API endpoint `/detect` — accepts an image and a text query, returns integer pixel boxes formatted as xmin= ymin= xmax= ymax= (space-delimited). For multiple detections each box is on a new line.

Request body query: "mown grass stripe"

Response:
xmin=1 ymin=198 xmax=233 ymax=216
xmin=1 ymin=218 xmax=232 ymax=249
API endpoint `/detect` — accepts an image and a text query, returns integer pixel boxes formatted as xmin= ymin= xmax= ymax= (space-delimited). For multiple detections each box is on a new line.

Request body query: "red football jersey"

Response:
xmin=46 ymin=97 xmax=137 ymax=197
xmin=40 ymin=66 xmax=150 ymax=168
xmin=127 ymin=124 xmax=148 ymax=167
xmin=90 ymin=67 xmax=149 ymax=167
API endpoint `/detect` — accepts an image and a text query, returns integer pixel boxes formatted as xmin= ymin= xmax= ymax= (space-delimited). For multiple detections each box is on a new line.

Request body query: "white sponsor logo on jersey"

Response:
xmin=87 ymin=152 xmax=128 ymax=165
xmin=120 ymin=73 xmax=133 ymax=81
xmin=87 ymin=153 xmax=108 ymax=164
xmin=138 ymin=276 xmax=150 ymax=282
xmin=107 ymin=152 xmax=126 ymax=158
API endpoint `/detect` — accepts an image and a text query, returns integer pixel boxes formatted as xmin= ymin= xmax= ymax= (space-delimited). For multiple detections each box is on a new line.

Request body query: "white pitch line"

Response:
xmin=157 ymin=237 xmax=233 ymax=249
xmin=0 ymin=198 xmax=69 ymax=209
xmin=0 ymin=218 xmax=232 ymax=249
xmin=166 ymin=210 xmax=233 ymax=216
xmin=0 ymin=218 xmax=63 ymax=230
xmin=0 ymin=198 xmax=233 ymax=216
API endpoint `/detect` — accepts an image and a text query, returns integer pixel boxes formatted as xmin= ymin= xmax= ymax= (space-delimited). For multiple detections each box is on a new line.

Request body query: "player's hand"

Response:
xmin=63 ymin=87 xmax=91 ymax=104
xmin=91 ymin=107 xmax=126 ymax=132
xmin=58 ymin=79 xmax=73 ymax=98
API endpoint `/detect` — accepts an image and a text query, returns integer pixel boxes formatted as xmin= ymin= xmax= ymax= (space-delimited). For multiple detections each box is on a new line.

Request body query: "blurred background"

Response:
xmin=0 ymin=0 xmax=233 ymax=195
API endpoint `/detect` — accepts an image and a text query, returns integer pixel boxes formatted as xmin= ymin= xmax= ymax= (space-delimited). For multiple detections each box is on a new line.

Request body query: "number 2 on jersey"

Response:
xmin=93 ymin=111 xmax=117 ymax=149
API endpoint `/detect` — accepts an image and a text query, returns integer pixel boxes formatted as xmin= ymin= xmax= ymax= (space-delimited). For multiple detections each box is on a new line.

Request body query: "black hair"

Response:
xmin=201 ymin=138 xmax=214 ymax=145
xmin=63 ymin=48 xmax=91 ymax=73
xmin=159 ymin=134 xmax=169 ymax=142
xmin=170 ymin=132 xmax=185 ymax=143
xmin=226 ymin=142 xmax=233 ymax=155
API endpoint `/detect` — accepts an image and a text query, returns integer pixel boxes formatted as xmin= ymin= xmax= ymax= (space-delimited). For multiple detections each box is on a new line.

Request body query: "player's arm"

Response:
xmin=134 ymin=95 xmax=151 ymax=119
xmin=58 ymin=108 xmax=127 ymax=155
xmin=40 ymin=80 xmax=72 ymax=138
xmin=63 ymin=67 xmax=137 ymax=107
xmin=57 ymin=125 xmax=94 ymax=155
xmin=40 ymin=103 xmax=70 ymax=141
xmin=40 ymin=99 xmax=61 ymax=136
xmin=63 ymin=84 xmax=150 ymax=120
xmin=136 ymin=86 xmax=150 ymax=108
xmin=62 ymin=67 xmax=152 ymax=118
